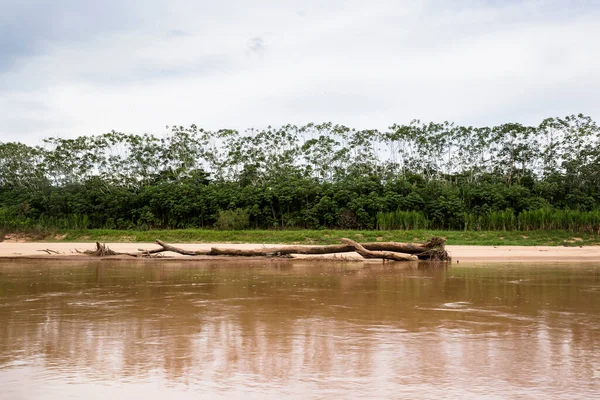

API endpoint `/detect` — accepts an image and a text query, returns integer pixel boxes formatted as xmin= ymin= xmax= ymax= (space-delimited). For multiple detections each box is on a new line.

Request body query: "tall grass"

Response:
xmin=376 ymin=210 xmax=429 ymax=230
xmin=377 ymin=208 xmax=600 ymax=234
xmin=517 ymin=208 xmax=600 ymax=232
xmin=464 ymin=209 xmax=516 ymax=231
xmin=3 ymin=206 xmax=599 ymax=235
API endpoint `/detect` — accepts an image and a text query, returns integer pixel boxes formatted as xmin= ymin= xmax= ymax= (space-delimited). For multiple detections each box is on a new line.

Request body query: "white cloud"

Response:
xmin=0 ymin=0 xmax=599 ymax=143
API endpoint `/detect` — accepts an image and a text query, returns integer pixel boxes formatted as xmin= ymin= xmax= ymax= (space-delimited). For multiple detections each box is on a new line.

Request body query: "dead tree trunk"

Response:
xmin=151 ymin=240 xmax=210 ymax=256
xmin=340 ymin=238 xmax=418 ymax=261
xmin=145 ymin=239 xmax=429 ymax=261
xmin=79 ymin=237 xmax=450 ymax=262
xmin=205 ymin=238 xmax=448 ymax=260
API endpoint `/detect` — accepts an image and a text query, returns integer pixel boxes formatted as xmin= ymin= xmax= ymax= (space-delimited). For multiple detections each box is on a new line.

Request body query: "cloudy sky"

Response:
xmin=1 ymin=0 xmax=599 ymax=143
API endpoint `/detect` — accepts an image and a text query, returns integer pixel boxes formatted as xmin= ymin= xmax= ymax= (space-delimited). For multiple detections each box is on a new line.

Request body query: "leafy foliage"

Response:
xmin=1 ymin=115 xmax=599 ymax=233
xmin=214 ymin=209 xmax=251 ymax=230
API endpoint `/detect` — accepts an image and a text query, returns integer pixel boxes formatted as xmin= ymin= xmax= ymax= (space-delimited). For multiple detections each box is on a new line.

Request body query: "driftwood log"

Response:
xmin=137 ymin=237 xmax=448 ymax=261
xmin=74 ymin=237 xmax=450 ymax=262
xmin=37 ymin=248 xmax=60 ymax=255
xmin=340 ymin=238 xmax=418 ymax=261
xmin=148 ymin=237 xmax=444 ymax=256
xmin=204 ymin=242 xmax=438 ymax=259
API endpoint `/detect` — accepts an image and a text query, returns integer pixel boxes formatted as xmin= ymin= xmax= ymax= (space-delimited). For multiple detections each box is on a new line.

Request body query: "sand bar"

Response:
xmin=0 ymin=242 xmax=599 ymax=263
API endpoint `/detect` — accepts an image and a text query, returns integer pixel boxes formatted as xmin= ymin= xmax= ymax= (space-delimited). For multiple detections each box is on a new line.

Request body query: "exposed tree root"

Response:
xmin=84 ymin=242 xmax=119 ymax=257
xmin=84 ymin=242 xmax=139 ymax=257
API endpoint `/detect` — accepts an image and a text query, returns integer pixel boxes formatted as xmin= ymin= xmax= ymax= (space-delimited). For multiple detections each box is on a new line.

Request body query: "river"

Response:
xmin=1 ymin=260 xmax=599 ymax=399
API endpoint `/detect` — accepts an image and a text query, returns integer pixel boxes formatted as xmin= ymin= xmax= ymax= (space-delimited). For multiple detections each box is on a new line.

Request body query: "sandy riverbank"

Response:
xmin=0 ymin=242 xmax=599 ymax=263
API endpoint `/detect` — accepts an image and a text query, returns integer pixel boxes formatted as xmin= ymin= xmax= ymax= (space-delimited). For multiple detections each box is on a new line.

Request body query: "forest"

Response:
xmin=1 ymin=114 xmax=599 ymax=233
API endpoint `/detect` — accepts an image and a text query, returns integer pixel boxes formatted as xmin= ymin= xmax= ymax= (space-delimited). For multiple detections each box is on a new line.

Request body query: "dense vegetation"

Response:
xmin=1 ymin=114 xmax=599 ymax=234
xmin=28 ymin=229 xmax=600 ymax=247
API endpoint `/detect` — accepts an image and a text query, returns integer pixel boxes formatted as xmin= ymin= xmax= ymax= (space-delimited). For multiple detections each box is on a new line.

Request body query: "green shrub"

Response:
xmin=214 ymin=208 xmax=251 ymax=230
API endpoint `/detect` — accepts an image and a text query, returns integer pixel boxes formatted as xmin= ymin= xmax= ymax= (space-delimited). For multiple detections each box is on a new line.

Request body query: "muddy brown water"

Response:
xmin=1 ymin=260 xmax=599 ymax=399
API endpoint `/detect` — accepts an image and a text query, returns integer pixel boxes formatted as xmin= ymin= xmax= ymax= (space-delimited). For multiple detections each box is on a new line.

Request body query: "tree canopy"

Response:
xmin=1 ymin=114 xmax=599 ymax=231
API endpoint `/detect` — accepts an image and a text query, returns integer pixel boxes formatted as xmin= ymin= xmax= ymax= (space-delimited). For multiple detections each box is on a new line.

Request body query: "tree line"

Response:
xmin=1 ymin=114 xmax=599 ymax=232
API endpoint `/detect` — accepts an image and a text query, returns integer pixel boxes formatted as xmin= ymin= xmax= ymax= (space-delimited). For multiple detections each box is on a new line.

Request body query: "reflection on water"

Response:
xmin=1 ymin=260 xmax=600 ymax=399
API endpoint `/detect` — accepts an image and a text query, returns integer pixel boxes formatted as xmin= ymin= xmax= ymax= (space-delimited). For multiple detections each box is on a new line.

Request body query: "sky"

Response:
xmin=1 ymin=0 xmax=599 ymax=143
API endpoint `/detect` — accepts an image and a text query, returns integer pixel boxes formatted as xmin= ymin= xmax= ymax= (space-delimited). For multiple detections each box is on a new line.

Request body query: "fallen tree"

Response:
xmin=75 ymin=237 xmax=450 ymax=262
xmin=205 ymin=238 xmax=444 ymax=257
xmin=340 ymin=238 xmax=418 ymax=261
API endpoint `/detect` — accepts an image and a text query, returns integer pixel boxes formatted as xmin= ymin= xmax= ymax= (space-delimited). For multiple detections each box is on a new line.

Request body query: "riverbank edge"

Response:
xmin=2 ymin=228 xmax=600 ymax=247
xmin=1 ymin=242 xmax=599 ymax=264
